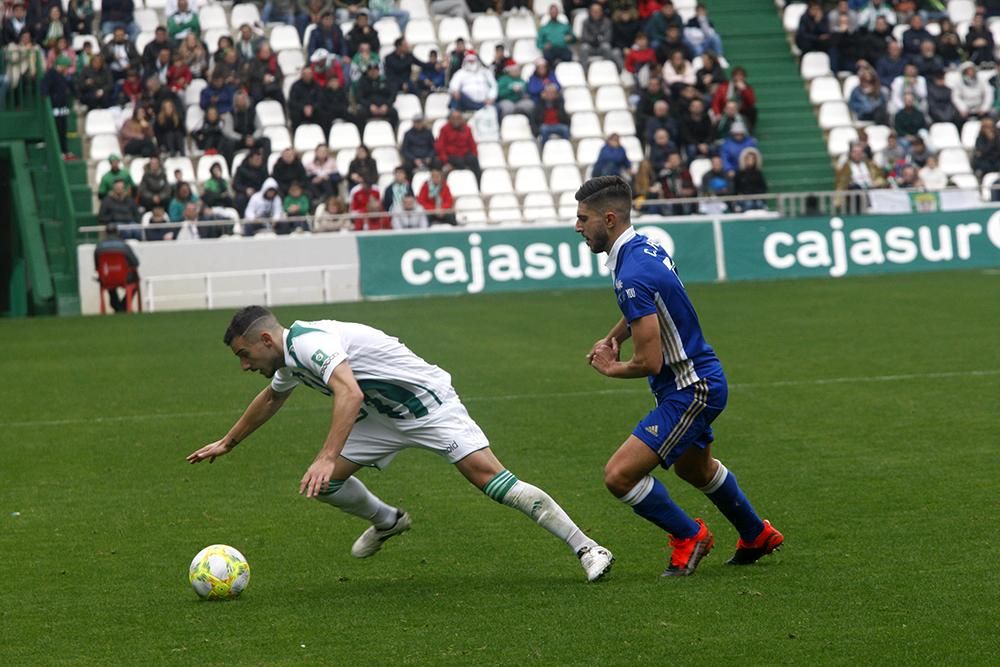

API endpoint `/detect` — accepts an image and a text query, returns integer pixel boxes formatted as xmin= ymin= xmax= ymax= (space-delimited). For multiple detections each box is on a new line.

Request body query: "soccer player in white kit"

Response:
xmin=187 ymin=306 xmax=614 ymax=582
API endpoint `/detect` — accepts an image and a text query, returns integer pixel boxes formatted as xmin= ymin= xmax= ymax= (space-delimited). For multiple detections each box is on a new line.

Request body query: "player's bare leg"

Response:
xmin=313 ymin=455 xmax=411 ymax=558
xmin=455 ymin=448 xmax=614 ymax=582
xmin=604 ymin=436 xmax=714 ymax=576
xmin=674 ymin=444 xmax=783 ymax=565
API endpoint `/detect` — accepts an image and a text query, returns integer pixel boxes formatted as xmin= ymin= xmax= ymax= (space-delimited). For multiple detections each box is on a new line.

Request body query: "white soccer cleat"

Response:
xmin=351 ymin=511 xmax=412 ymax=558
xmin=577 ymin=545 xmax=614 ymax=582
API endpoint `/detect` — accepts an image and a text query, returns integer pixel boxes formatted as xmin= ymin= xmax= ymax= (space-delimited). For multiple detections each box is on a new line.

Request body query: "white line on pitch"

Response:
xmin=2 ymin=369 xmax=997 ymax=428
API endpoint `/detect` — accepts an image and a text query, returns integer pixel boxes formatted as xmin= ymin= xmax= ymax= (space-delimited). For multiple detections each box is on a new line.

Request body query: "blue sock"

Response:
xmin=621 ymin=476 xmax=699 ymax=538
xmin=701 ymin=462 xmax=765 ymax=542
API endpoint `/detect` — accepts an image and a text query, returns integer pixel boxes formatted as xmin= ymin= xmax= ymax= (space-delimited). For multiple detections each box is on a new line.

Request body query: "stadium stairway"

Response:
xmin=706 ymin=0 xmax=832 ymax=191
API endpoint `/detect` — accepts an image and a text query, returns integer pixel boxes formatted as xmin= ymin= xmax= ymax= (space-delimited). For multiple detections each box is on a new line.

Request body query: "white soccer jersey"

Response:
xmin=270 ymin=320 xmax=456 ymax=420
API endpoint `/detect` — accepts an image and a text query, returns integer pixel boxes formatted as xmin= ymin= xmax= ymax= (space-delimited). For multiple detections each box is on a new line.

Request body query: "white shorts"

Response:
xmin=340 ymin=398 xmax=490 ymax=469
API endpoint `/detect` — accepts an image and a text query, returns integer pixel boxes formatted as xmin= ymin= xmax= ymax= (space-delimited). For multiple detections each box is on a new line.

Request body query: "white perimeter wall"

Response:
xmin=78 ymin=234 xmax=361 ymax=315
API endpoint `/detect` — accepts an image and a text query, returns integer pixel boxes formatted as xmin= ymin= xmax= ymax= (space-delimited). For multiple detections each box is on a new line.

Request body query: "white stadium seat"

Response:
xmin=294 ymin=124 xmax=327 ymax=153
xmin=199 ymin=5 xmax=228 ymax=32
xmin=164 ymin=156 xmax=195 ymax=184
xmin=72 ymin=34 xmax=99 ymax=53
xmin=336 ymin=148 xmax=354 ymax=176
xmin=328 ymin=122 xmax=361 ymax=152
xmin=374 ymin=18 xmax=402 ymax=46
xmin=603 ymin=110 xmax=636 ymax=137
xmin=135 ymin=32 xmax=154 ymax=56
xmin=541 ymin=138 xmax=576 ymax=166
xmin=575 ymin=137 xmax=604 ymax=165
xmin=950 ymin=173 xmax=978 ymax=189
xmin=455 ymin=196 xmax=488 ymax=225
xmin=424 ymin=93 xmax=451 ymax=121
xmin=269 ymin=25 xmax=302 ymax=52
xmin=511 ymin=39 xmax=541 ymax=65
xmin=185 ymin=78 xmax=208 ymax=107
xmin=841 ymin=74 xmax=860 ymax=102
xmin=477 ymin=142 xmax=507 ymax=169
xmin=499 ymin=114 xmax=534 ymax=143
xmin=185 ymin=105 xmax=204 ymax=132
xmin=262 ymin=126 xmax=292 ymax=153
xmin=85 ymin=109 xmax=116 ymax=137
xmin=230 ymin=3 xmax=261 ymax=29
xmin=783 ymin=2 xmax=807 ymax=32
xmin=817 ymin=101 xmax=852 ymax=130
xmin=938 ymin=147 xmax=973 ymax=175
xmin=689 ymin=157 xmax=712 ymax=188
xmin=128 ymin=158 xmax=150 ymax=186
xmin=548 ymin=165 xmax=582 ymax=193
xmin=505 ymin=14 xmax=538 ymax=41
xmin=514 ymin=166 xmax=549 ymax=194
xmin=134 ymin=9 xmax=158 ymax=33
xmin=864 ymin=124 xmax=891 ymax=152
xmin=800 ymin=51 xmax=832 ymax=80
xmin=621 ymin=135 xmax=643 ymax=163
xmin=595 ymin=85 xmax=629 ymax=112
xmin=471 ymin=16 xmax=504 ymax=43
xmin=809 ymin=76 xmax=843 ymax=105
xmin=570 ymin=112 xmax=602 ymax=140
xmin=827 ymin=126 xmax=859 ymax=156
xmin=558 ymin=191 xmax=577 ymax=219
xmin=89 ymin=134 xmax=120 ymax=161
xmin=962 ymin=119 xmax=981 ymax=150
xmin=507 ymin=140 xmax=542 ymax=169
xmin=277 ymin=50 xmax=305 ymax=77
xmin=400 ymin=0 xmax=430 ymax=19
xmin=488 ymin=194 xmax=522 ymax=224
xmin=554 ymin=61 xmax=587 ymax=88
xmin=404 ymin=19 xmax=436 ymax=46
xmin=522 ymin=192 xmax=558 ymax=223
xmin=562 ymin=87 xmax=594 ymax=114
xmin=396 ymin=119 xmax=412 ymax=145
xmin=948 ymin=0 xmax=976 ymax=24
xmin=196 ymin=154 xmax=230 ymax=183
xmin=447 ymin=169 xmax=480 ymax=197
xmin=362 ymin=120 xmax=396 ymax=148
xmin=929 ymin=122 xmax=962 ymax=151
xmin=587 ymin=60 xmax=620 ymax=88
xmin=255 ymin=100 xmax=286 ymax=128
xmin=479 ymin=167 xmax=514 ymax=196
xmin=372 ymin=146 xmax=401 ymax=174
xmin=980 ymin=171 xmax=1000 ymax=200
xmin=393 ymin=94 xmax=423 ymax=122
xmin=438 ymin=17 xmax=471 ymax=44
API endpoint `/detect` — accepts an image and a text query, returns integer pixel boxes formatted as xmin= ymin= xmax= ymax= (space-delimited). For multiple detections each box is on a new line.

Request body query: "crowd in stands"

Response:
xmin=793 ymin=0 xmax=1000 ymax=194
xmin=3 ymin=0 xmax=773 ymax=238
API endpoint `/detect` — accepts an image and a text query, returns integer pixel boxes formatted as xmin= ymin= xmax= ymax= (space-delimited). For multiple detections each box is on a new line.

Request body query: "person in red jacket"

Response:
xmin=624 ymin=33 xmax=657 ymax=81
xmin=416 ymin=167 xmax=457 ymax=226
xmin=349 ymin=181 xmax=391 ymax=231
xmin=710 ymin=66 xmax=757 ymax=131
xmin=435 ymin=110 xmax=481 ymax=180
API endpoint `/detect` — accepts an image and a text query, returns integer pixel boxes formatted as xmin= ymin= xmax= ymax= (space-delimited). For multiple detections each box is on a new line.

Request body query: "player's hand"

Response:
xmin=589 ymin=338 xmax=620 ymax=376
xmin=187 ymin=438 xmax=236 ymax=464
xmin=300 ymin=458 xmax=336 ymax=498
xmin=587 ymin=337 xmax=617 ymax=363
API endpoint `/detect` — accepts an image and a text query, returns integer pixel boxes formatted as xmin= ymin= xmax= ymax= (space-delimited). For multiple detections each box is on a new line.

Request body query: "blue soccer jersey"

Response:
xmin=606 ymin=227 xmax=723 ymax=400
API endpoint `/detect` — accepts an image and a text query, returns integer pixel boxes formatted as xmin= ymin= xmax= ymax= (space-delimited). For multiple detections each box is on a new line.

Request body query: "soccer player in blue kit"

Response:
xmin=575 ymin=176 xmax=783 ymax=576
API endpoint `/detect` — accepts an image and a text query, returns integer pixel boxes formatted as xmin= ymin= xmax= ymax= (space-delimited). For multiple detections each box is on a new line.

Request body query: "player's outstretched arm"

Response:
xmin=589 ymin=314 xmax=663 ymax=379
xmin=186 ymin=386 xmax=292 ymax=464
xmin=299 ymin=361 xmax=365 ymax=498
xmin=587 ymin=317 xmax=631 ymax=363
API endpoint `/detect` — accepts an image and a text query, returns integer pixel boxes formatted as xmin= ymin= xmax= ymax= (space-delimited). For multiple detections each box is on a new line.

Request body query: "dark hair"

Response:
xmin=224 ymin=305 xmax=273 ymax=345
xmin=574 ymin=176 xmax=632 ymax=222
xmin=394 ymin=37 xmax=404 ymax=48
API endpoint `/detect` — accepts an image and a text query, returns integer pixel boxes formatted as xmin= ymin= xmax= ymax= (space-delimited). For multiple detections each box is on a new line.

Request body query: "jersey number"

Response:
xmin=357 ymin=380 xmax=428 ymax=419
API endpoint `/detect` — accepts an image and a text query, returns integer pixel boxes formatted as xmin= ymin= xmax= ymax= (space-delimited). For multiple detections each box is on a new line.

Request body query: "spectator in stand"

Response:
xmin=173 ymin=201 xmax=205 ymax=241
xmin=953 ymin=61 xmax=994 ymax=122
xmin=609 ymin=1 xmax=641 ymax=51
xmin=829 ymin=12 xmax=866 ymax=74
xmin=492 ymin=45 xmax=509 ymax=81
xmin=168 ymin=181 xmax=199 ymax=221
xmin=935 ymin=19 xmax=962 ymax=67
xmin=446 ymin=38 xmax=469 ymax=80
xmin=900 ymin=14 xmax=931 ymax=57
xmin=592 ymin=133 xmax=631 ymax=179
xmin=231 ymin=90 xmax=271 ymax=155
xmin=261 ymin=0 xmax=296 ymax=26
xmin=429 ymin=0 xmax=472 ymax=23
xmin=357 ymin=61 xmax=400 ymax=129
xmin=201 ymin=162 xmax=235 ymax=209
xmin=348 ymin=144 xmax=379 ymax=188
xmin=313 ymin=194 xmax=351 ymax=232
xmin=347 ymin=10 xmax=380 ymax=56
xmin=826 ymin=0 xmax=857 ymax=33
xmin=417 ymin=167 xmax=456 ymax=225
xmin=647 ymin=127 xmax=677 ymax=172
xmin=145 ymin=45 xmax=172 ymax=85
xmin=644 ymin=2 xmax=684 ymax=51
xmin=100 ymin=0 xmax=139 ymax=42
xmin=699 ymin=154 xmax=732 ymax=211
xmin=368 ymin=0 xmax=410 ymax=32
xmin=2 ymin=3 xmax=29 ymax=45
xmin=235 ymin=23 xmax=265 ymax=62
xmin=166 ymin=52 xmax=192 ymax=93
xmin=391 ymin=194 xmax=429 ymax=230
xmin=733 ymin=147 xmax=766 ymax=211
xmin=695 ymin=51 xmax=725 ymax=96
xmin=624 ymin=32 xmax=657 ymax=86
xmin=836 ymin=141 xmax=887 ymax=190
xmin=281 ymin=181 xmax=311 ymax=233
xmin=288 ymin=65 xmax=322 ymax=129
xmin=154 ymin=98 xmax=185 ymax=156
xmin=686 ymin=3 xmax=724 ymax=56
xmin=141 ymin=27 xmax=171 ymax=72
xmin=145 ymin=205 xmax=172 ymax=241
xmin=893 ymin=164 xmax=921 ymax=189
xmin=67 ymin=0 xmax=95 ymax=37
xmin=417 ymin=49 xmax=446 ymax=93
xmin=103 ymin=25 xmax=139 ymax=81
xmin=350 ymin=41 xmax=379 ymax=94
xmin=912 ymin=40 xmax=943 ymax=78
xmin=120 ymin=105 xmax=157 ymax=157
xmin=99 ymin=180 xmax=140 ymax=226
xmin=137 ymin=156 xmax=170 ymax=210
xmin=876 ymin=39 xmax=906 ymax=84
xmin=634 ymin=75 xmax=668 ymax=137
xmin=77 ymin=52 xmax=112 ymax=108
xmin=192 ymin=105 xmax=238 ymax=161
xmin=436 ymin=110 xmax=481 ymax=180
xmin=120 ymin=67 xmax=144 ymax=104
xmin=859 ymin=15 xmax=893 ymax=66
xmin=662 ymin=49 xmax=694 ymax=96
xmin=533 ymin=82 xmax=571 ymax=144
xmin=711 ymin=65 xmax=757 ymax=131
xmin=848 ymin=68 xmax=889 ymax=125
xmin=496 ymin=62 xmax=534 ymax=120
xmin=243 ymin=177 xmax=284 ymax=235
xmin=642 ymin=98 xmax=678 ymax=147
xmin=384 ymin=38 xmax=422 ymax=94
xmin=857 ymin=0 xmax=894 ymax=32
xmin=36 ymin=6 xmax=69 ymax=51
xmin=382 ymin=166 xmax=413 ymax=212
xmin=889 ymin=62 xmax=927 ymax=114
xmin=94 ymin=224 xmax=139 ymax=308
xmin=233 ymin=149 xmax=268 ymax=214
xmin=580 ymin=3 xmax=623 ymax=69
xmin=97 ymin=154 xmax=134 ymax=198
xmin=448 ymin=52 xmax=497 ymax=111
xmin=248 ymin=42 xmax=285 ymax=104
xmin=167 ymin=0 xmax=200 ymax=41
xmin=297 ymin=0 xmax=329 ymax=37
xmin=200 ymin=70 xmax=235 ymax=113
xmin=655 ymin=25 xmax=695 ymax=66
xmin=679 ymin=97 xmax=713 ymax=161
xmin=906 ymin=135 xmax=930 ymax=167
xmin=719 ymin=122 xmax=757 ymax=176
xmin=305 ymin=144 xmax=343 ymax=201
xmin=41 ymin=54 xmax=73 ymax=158
xmin=349 ymin=180 xmax=390 ymax=231
xmin=656 ymin=151 xmax=697 ymax=215
xmin=966 ymin=13 xmax=995 ymax=66
xmin=272 ymin=147 xmax=309 ymax=196
xmin=526 ymin=58 xmax=560 ymax=102
xmin=45 ymin=36 xmax=77 ymax=78
xmin=795 ymin=2 xmax=831 ymax=54
xmin=876 ymin=131 xmax=905 ymax=170
xmin=306 ymin=12 xmax=347 ymax=59
xmin=310 ymin=49 xmax=347 ymax=88
xmin=401 ymin=114 xmax=437 ymax=173
xmin=918 ymin=154 xmax=947 ymax=190
xmin=924 ymin=68 xmax=959 ymax=123
xmin=537 ymin=4 xmax=575 ymax=65
xmin=318 ymin=75 xmax=356 ymax=133
xmin=715 ymin=99 xmax=746 ymax=142
xmin=973 ymin=118 xmax=1000 ymax=176
xmin=894 ymin=91 xmax=926 ymax=143
xmin=178 ymin=32 xmax=210 ymax=80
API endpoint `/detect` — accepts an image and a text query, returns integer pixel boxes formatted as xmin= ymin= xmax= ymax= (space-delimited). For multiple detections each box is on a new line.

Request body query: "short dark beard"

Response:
xmin=589 ymin=228 xmax=611 ymax=254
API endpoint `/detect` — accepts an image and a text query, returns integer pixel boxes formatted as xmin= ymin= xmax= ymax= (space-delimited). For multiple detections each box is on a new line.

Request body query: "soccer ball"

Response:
xmin=188 ymin=544 xmax=251 ymax=600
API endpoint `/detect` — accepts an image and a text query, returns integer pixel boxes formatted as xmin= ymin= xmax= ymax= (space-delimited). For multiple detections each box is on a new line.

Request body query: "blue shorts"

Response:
xmin=632 ymin=373 xmax=728 ymax=468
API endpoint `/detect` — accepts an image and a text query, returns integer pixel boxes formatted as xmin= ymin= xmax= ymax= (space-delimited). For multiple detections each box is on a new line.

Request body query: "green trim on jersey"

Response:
xmin=357 ymin=379 xmax=429 ymax=419
xmin=286 ymin=323 xmax=329 ymax=371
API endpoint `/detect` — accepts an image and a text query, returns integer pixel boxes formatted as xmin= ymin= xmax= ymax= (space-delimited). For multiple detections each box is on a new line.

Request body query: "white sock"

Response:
xmin=483 ymin=470 xmax=597 ymax=555
xmin=315 ymin=477 xmax=398 ymax=529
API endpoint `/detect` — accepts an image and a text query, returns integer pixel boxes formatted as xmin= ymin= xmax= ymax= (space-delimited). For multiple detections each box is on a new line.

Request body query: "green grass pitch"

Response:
xmin=2 ymin=270 xmax=999 ymax=665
